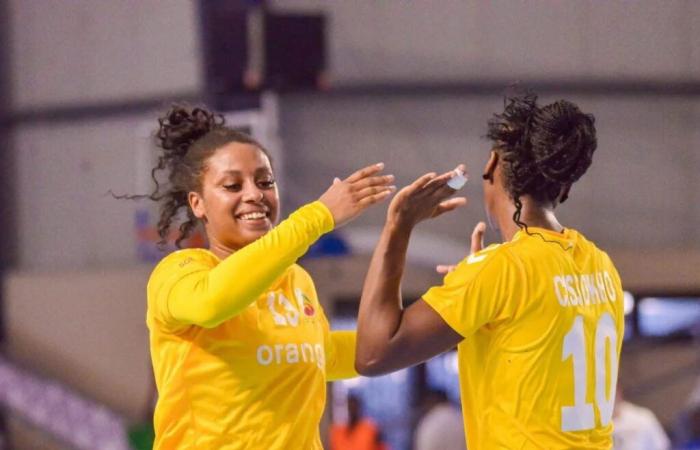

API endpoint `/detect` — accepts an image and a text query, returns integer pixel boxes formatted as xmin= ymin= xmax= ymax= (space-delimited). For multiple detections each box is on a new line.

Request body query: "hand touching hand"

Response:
xmin=387 ymin=165 xmax=467 ymax=231
xmin=319 ymin=163 xmax=396 ymax=228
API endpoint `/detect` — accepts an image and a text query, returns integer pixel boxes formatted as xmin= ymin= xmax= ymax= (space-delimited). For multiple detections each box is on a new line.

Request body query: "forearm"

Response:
xmin=169 ymin=201 xmax=333 ymax=327
xmin=355 ymin=221 xmax=412 ymax=373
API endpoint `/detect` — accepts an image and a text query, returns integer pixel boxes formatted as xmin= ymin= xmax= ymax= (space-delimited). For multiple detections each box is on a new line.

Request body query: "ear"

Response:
xmin=188 ymin=191 xmax=207 ymax=220
xmin=482 ymin=150 xmax=499 ymax=183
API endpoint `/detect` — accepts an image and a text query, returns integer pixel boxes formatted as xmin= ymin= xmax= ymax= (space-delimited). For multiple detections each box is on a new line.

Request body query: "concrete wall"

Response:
xmin=6 ymin=0 xmax=700 ymax=274
xmin=8 ymin=0 xmax=201 ymax=109
xmin=270 ymin=0 xmax=700 ymax=82
xmin=280 ymin=94 xmax=700 ymax=253
xmin=3 ymin=267 xmax=152 ymax=420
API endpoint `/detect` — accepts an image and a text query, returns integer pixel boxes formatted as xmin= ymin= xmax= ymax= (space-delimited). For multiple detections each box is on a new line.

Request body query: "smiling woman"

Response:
xmin=140 ymin=104 xmax=395 ymax=449
xmin=188 ymin=142 xmax=281 ymax=255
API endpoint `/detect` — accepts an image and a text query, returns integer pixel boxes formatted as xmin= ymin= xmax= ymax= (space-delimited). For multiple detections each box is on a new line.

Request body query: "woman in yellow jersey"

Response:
xmin=356 ymin=93 xmax=624 ymax=449
xmin=143 ymin=105 xmax=395 ymax=449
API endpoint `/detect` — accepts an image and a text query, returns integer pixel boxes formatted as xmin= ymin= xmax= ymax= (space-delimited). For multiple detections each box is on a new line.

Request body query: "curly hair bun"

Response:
xmin=529 ymin=100 xmax=597 ymax=186
xmin=156 ymin=105 xmax=222 ymax=156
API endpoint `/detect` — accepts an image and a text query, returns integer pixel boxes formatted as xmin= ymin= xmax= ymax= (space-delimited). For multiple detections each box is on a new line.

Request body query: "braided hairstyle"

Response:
xmin=486 ymin=92 xmax=597 ymax=230
xmin=140 ymin=104 xmax=269 ymax=248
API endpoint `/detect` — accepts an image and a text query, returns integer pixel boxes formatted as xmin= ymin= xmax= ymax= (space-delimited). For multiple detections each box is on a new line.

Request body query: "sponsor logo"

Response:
xmin=301 ymin=292 xmax=315 ymax=316
xmin=256 ymin=342 xmax=325 ymax=370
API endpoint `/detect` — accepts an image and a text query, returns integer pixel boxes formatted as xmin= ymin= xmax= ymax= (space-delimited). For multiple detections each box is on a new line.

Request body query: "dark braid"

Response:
xmin=486 ymin=92 xmax=597 ymax=242
xmin=114 ymin=104 xmax=270 ymax=249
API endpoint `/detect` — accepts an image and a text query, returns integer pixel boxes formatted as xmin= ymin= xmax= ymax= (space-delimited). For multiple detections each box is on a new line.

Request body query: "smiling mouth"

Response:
xmin=237 ymin=211 xmax=270 ymax=221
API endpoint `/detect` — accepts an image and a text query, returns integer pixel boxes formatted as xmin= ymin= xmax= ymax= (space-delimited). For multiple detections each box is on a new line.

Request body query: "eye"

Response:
xmin=258 ymin=179 xmax=276 ymax=189
xmin=223 ymin=183 xmax=242 ymax=191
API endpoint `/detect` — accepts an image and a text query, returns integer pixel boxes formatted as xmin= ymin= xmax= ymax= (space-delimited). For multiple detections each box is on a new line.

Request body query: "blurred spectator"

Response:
xmin=414 ymin=388 xmax=465 ymax=450
xmin=330 ymin=394 xmax=388 ymax=450
xmin=613 ymin=387 xmax=670 ymax=450
xmin=677 ymin=407 xmax=700 ymax=450
xmin=674 ymin=376 xmax=700 ymax=447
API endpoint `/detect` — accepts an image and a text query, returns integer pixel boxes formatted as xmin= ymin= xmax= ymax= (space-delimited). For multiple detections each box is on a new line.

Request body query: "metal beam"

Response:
xmin=4 ymin=78 xmax=700 ymax=126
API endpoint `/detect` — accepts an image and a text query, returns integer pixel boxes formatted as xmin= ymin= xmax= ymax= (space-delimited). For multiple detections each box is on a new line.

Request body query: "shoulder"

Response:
xmin=148 ymin=248 xmax=219 ymax=285
xmin=154 ymin=248 xmax=218 ymax=270
xmin=288 ymin=263 xmax=316 ymax=287
xmin=448 ymin=242 xmax=519 ymax=284
xmin=570 ymin=229 xmax=612 ymax=257
xmin=290 ymin=263 xmax=313 ymax=280
xmin=572 ymin=229 xmax=620 ymax=272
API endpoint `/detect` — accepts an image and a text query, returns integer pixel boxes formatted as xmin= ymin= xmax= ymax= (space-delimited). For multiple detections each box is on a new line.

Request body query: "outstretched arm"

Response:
xmin=151 ymin=163 xmax=395 ymax=329
xmin=355 ymin=169 xmax=466 ymax=376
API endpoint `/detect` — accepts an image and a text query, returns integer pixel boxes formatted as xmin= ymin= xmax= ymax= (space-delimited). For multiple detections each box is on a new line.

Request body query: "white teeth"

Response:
xmin=240 ymin=212 xmax=266 ymax=220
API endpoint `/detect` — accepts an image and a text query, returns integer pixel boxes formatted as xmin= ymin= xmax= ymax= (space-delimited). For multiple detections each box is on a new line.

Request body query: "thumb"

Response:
xmin=470 ymin=221 xmax=486 ymax=254
xmin=333 ymin=177 xmax=341 ymax=184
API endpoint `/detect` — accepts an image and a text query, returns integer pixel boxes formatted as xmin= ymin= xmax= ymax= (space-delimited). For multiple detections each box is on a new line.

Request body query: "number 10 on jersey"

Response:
xmin=561 ymin=313 xmax=619 ymax=432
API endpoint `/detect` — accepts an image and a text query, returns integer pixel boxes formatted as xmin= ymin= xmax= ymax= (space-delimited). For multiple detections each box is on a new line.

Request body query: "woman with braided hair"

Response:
xmin=355 ymin=92 xmax=624 ymax=449
xmin=143 ymin=104 xmax=395 ymax=449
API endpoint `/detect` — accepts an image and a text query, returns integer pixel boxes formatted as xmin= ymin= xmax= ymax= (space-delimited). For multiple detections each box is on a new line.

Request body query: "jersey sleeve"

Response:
xmin=147 ymin=201 xmax=334 ymax=329
xmin=421 ymin=248 xmax=522 ymax=338
xmin=316 ymin=296 xmax=357 ymax=381
xmin=324 ymin=329 xmax=358 ymax=381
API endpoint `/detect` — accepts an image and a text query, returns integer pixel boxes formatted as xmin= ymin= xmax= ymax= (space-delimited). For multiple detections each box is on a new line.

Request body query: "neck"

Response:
xmin=495 ymin=196 xmax=563 ymax=241
xmin=206 ymin=234 xmax=238 ymax=260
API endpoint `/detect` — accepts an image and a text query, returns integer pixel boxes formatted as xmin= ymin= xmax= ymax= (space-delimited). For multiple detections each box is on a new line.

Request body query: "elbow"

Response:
xmin=354 ymin=354 xmax=389 ymax=377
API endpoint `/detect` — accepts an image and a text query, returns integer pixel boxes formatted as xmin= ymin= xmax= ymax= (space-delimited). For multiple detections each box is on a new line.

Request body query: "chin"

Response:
xmin=243 ymin=227 xmax=272 ymax=243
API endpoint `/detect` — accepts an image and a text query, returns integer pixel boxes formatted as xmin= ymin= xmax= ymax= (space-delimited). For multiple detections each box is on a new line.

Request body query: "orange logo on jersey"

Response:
xmin=302 ymin=293 xmax=315 ymax=316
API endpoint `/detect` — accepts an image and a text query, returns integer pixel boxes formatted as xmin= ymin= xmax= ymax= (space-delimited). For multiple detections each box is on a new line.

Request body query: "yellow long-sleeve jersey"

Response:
xmin=423 ymin=227 xmax=624 ymax=450
xmin=146 ymin=201 xmax=357 ymax=449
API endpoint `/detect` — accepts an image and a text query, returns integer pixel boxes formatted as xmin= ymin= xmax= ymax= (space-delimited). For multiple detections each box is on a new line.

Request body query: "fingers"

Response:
xmin=432 ymin=197 xmax=467 ymax=217
xmin=436 ymin=264 xmax=457 ymax=274
xmin=352 ymin=174 xmax=395 ymax=190
xmin=358 ymin=187 xmax=396 ymax=207
xmin=424 ymin=167 xmax=467 ymax=199
xmin=410 ymin=172 xmax=438 ymax=190
xmin=345 ymin=162 xmax=386 ymax=183
xmin=356 ymin=183 xmax=397 ymax=199
xmin=470 ymin=221 xmax=486 ymax=254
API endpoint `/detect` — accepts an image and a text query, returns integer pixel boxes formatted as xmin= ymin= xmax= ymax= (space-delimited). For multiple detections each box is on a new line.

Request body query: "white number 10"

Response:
xmin=561 ymin=313 xmax=618 ymax=432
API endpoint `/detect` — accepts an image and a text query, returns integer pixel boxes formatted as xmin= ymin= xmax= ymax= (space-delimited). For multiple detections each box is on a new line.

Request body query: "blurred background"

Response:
xmin=0 ymin=1 xmax=699 ymax=449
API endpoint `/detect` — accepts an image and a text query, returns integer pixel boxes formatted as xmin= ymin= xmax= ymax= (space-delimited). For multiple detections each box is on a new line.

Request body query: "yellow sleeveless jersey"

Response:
xmin=423 ymin=227 xmax=624 ymax=450
xmin=147 ymin=202 xmax=357 ymax=449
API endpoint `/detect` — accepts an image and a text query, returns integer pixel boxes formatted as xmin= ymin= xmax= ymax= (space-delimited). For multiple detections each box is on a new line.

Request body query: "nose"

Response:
xmin=242 ymin=182 xmax=264 ymax=202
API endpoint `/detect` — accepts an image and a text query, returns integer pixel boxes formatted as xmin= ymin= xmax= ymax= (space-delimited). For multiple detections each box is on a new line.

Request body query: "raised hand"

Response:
xmin=318 ymin=163 xmax=396 ymax=228
xmin=436 ymin=221 xmax=486 ymax=274
xmin=387 ymin=165 xmax=467 ymax=231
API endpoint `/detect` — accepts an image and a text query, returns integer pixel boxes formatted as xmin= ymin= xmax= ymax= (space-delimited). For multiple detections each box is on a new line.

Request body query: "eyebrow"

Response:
xmin=220 ymin=168 xmax=272 ymax=175
xmin=217 ymin=168 xmax=273 ymax=181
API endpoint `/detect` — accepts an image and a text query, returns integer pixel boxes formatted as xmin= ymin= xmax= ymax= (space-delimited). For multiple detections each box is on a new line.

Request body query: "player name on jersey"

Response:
xmin=553 ymin=271 xmax=617 ymax=307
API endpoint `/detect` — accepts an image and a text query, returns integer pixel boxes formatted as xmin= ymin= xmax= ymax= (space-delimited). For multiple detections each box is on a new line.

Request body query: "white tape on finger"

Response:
xmin=447 ymin=168 xmax=468 ymax=190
